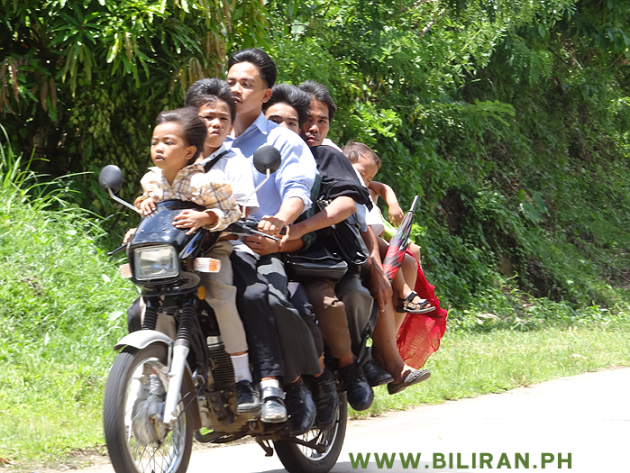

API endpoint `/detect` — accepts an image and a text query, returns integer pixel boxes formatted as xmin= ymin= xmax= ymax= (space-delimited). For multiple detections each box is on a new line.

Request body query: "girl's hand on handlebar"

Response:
xmin=139 ymin=197 xmax=157 ymax=216
xmin=123 ymin=228 xmax=137 ymax=244
xmin=174 ymin=209 xmax=216 ymax=235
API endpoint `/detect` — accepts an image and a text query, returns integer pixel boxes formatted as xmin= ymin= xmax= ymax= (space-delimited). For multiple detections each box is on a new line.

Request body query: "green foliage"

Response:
xmin=0 ymin=133 xmax=135 ymax=463
xmin=264 ymin=0 xmax=630 ymax=314
xmin=0 ymin=0 xmax=270 ymax=219
xmin=3 ymin=0 xmax=630 ymax=311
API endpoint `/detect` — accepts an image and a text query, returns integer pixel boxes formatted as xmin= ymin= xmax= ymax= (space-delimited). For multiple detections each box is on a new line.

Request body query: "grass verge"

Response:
xmin=358 ymin=318 xmax=630 ymax=417
xmin=2 ymin=319 xmax=629 ymax=470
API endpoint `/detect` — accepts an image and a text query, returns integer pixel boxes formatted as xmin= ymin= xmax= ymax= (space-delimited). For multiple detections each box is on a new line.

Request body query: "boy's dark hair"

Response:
xmin=298 ymin=80 xmax=337 ymax=122
xmin=156 ymin=107 xmax=207 ymax=163
xmin=343 ymin=141 xmax=381 ymax=168
xmin=228 ymin=48 xmax=277 ymax=88
xmin=262 ymin=83 xmax=312 ymax=128
xmin=185 ymin=78 xmax=236 ymax=123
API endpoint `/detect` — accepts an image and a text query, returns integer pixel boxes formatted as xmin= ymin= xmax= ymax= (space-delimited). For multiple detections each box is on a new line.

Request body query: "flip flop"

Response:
xmin=387 ymin=368 xmax=431 ymax=395
xmin=396 ymin=291 xmax=436 ymax=314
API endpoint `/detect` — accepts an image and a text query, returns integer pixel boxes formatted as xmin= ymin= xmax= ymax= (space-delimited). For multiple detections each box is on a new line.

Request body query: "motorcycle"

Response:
xmin=99 ymin=146 xmax=348 ymax=473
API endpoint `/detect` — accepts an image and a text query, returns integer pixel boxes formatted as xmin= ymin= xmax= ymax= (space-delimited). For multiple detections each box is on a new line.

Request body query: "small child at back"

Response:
xmin=344 ymin=141 xmax=434 ymax=315
xmin=133 ymin=107 xmax=260 ymax=413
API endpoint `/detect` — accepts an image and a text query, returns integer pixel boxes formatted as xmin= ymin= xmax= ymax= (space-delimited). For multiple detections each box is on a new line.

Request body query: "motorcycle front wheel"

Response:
xmin=103 ymin=344 xmax=194 ymax=473
xmin=274 ymin=392 xmax=348 ymax=473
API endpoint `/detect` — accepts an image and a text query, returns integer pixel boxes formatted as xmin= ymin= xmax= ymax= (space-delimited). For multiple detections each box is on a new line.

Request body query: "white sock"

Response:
xmin=259 ymin=378 xmax=281 ymax=391
xmin=230 ymin=353 xmax=253 ymax=383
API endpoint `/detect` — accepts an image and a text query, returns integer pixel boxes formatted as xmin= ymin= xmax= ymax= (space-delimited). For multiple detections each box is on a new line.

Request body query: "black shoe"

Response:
xmin=285 ymin=378 xmax=316 ymax=436
xmin=235 ymin=380 xmax=260 ymax=414
xmin=310 ymin=368 xmax=340 ymax=430
xmin=339 ymin=364 xmax=374 ymax=411
xmin=363 ymin=359 xmax=394 ymax=387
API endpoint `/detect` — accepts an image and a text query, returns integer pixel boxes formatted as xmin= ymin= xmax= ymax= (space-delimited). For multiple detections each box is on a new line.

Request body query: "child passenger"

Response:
xmin=343 ymin=141 xmax=435 ymax=316
xmin=135 ymin=107 xmax=260 ymax=413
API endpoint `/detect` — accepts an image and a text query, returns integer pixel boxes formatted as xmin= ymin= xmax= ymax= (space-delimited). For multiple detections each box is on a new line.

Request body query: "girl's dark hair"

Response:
xmin=262 ymin=83 xmax=312 ymax=128
xmin=343 ymin=141 xmax=381 ymax=168
xmin=156 ymin=107 xmax=207 ymax=164
xmin=185 ymin=78 xmax=236 ymax=123
xmin=228 ymin=48 xmax=277 ymax=88
xmin=299 ymin=80 xmax=337 ymax=122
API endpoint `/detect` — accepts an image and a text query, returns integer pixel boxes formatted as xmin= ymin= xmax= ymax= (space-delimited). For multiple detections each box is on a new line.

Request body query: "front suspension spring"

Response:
xmin=177 ymin=305 xmax=197 ymax=342
xmin=142 ymin=305 xmax=159 ymax=330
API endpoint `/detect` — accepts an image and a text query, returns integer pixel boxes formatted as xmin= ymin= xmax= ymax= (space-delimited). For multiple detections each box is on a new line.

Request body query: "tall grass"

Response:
xmin=0 ymin=129 xmax=137 ymax=465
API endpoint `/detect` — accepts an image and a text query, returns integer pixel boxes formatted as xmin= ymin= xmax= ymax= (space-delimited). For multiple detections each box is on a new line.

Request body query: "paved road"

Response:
xmin=78 ymin=368 xmax=630 ymax=473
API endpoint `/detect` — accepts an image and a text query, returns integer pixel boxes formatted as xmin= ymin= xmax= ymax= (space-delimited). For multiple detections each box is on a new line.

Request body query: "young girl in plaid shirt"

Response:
xmin=135 ymin=108 xmax=240 ymax=231
xmin=134 ymin=107 xmax=260 ymax=413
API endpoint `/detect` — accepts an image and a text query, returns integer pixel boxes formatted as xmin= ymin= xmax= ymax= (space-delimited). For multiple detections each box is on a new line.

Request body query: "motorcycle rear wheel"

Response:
xmin=274 ymin=392 xmax=347 ymax=473
xmin=103 ymin=345 xmax=194 ymax=473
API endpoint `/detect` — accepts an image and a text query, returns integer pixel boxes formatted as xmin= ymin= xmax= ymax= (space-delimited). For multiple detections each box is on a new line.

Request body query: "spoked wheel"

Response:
xmin=274 ymin=392 xmax=348 ymax=473
xmin=103 ymin=344 xmax=194 ymax=473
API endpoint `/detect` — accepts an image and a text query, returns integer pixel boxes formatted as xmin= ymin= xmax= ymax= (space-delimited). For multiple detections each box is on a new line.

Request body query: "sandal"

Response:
xmin=396 ymin=291 xmax=436 ymax=314
xmin=387 ymin=368 xmax=431 ymax=395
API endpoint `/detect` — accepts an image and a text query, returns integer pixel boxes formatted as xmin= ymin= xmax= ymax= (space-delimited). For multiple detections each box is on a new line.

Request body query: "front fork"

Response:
xmin=143 ymin=297 xmax=197 ymax=427
xmin=163 ymin=341 xmax=190 ymax=426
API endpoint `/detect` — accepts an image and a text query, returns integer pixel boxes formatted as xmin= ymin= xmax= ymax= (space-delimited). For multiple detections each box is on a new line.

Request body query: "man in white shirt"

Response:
xmin=224 ymin=49 xmax=324 ymax=435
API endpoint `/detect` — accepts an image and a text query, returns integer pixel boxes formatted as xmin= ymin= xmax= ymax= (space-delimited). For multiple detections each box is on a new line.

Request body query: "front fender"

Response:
xmin=113 ymin=330 xmax=174 ymax=351
xmin=113 ymin=330 xmax=203 ymax=429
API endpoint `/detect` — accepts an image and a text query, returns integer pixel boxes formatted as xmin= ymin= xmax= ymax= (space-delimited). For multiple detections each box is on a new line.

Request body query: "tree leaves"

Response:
xmin=0 ymin=0 xmax=269 ymax=208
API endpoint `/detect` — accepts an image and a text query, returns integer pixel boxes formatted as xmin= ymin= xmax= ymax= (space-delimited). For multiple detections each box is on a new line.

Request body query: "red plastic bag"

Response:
xmin=396 ymin=250 xmax=447 ymax=369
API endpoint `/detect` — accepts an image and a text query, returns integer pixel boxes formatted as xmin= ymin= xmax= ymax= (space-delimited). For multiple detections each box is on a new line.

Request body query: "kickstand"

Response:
xmin=255 ymin=437 xmax=274 ymax=457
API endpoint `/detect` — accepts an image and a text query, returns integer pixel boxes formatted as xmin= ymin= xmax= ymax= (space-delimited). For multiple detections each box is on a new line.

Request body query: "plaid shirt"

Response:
xmin=135 ymin=163 xmax=241 ymax=231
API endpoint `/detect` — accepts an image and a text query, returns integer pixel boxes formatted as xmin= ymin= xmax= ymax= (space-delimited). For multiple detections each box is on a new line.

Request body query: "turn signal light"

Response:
xmin=119 ymin=263 xmax=132 ymax=279
xmin=194 ymin=258 xmax=221 ymax=273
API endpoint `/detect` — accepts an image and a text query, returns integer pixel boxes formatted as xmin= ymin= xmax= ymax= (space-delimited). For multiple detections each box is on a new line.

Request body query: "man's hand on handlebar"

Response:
xmin=244 ymin=234 xmax=280 ymax=256
xmin=258 ymin=215 xmax=287 ymax=237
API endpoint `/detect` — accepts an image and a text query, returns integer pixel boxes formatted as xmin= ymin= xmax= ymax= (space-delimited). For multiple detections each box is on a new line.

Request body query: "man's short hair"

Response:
xmin=262 ymin=83 xmax=312 ymax=128
xmin=228 ymin=48 xmax=277 ymax=88
xmin=185 ymin=78 xmax=236 ymax=122
xmin=343 ymin=141 xmax=381 ymax=168
xmin=299 ymin=80 xmax=337 ymax=122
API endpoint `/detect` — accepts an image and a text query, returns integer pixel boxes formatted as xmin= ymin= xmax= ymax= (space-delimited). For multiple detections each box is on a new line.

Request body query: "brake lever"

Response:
xmin=248 ymin=228 xmax=280 ymax=243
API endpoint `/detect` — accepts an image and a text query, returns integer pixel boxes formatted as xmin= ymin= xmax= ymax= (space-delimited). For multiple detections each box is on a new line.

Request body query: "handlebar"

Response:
xmin=109 ymin=218 xmax=287 ymax=257
xmin=107 ymin=243 xmax=127 ymax=257
xmin=226 ymin=219 xmax=287 ymax=243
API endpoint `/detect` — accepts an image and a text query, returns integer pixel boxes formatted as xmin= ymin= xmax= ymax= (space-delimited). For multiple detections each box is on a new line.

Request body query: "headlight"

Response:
xmin=133 ymin=245 xmax=179 ymax=281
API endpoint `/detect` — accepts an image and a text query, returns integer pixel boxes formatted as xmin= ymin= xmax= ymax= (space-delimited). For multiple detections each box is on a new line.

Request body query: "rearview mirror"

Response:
xmin=253 ymin=145 xmax=281 ymax=175
xmin=99 ymin=165 xmax=124 ymax=193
